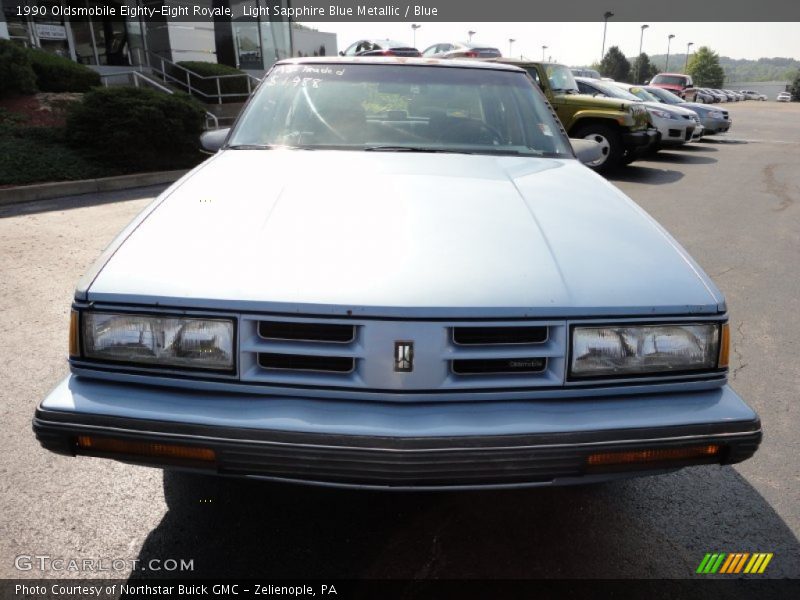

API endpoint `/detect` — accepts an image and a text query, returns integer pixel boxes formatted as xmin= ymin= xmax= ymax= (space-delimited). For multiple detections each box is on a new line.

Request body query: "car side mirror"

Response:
xmin=199 ymin=128 xmax=230 ymax=153
xmin=571 ymin=138 xmax=604 ymax=166
xmin=644 ymin=80 xmax=650 ymax=85
xmin=339 ymin=50 xmax=345 ymax=56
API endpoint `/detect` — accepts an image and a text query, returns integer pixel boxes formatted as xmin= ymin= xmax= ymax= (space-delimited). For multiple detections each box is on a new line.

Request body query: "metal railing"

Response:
xmin=100 ymin=71 xmax=219 ymax=130
xmin=145 ymin=50 xmax=261 ymax=105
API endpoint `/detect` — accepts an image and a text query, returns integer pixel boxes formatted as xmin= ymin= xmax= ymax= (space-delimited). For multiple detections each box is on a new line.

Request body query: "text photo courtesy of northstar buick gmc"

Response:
xmin=34 ymin=57 xmax=761 ymax=490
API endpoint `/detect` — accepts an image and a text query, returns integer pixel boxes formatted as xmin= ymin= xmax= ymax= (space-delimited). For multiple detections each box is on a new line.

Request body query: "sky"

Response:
xmin=300 ymin=22 xmax=800 ymax=65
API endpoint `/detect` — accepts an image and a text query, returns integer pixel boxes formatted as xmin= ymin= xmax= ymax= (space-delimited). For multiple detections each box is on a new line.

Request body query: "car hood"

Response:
xmin=652 ymin=83 xmax=683 ymax=91
xmin=566 ymin=93 xmax=635 ymax=111
xmin=643 ymin=101 xmax=698 ymax=118
xmin=84 ymin=150 xmax=722 ymax=317
xmin=679 ymin=102 xmax=720 ymax=116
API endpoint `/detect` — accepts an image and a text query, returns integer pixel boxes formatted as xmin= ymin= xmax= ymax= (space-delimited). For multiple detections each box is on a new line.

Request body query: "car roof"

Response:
xmin=275 ymin=56 xmax=525 ymax=72
xmin=487 ymin=58 xmax=562 ymax=68
xmin=654 ymin=72 xmax=689 ymax=77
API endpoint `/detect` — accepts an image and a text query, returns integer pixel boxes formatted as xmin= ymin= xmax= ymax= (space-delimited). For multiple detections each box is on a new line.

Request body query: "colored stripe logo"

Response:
xmin=696 ymin=552 xmax=773 ymax=574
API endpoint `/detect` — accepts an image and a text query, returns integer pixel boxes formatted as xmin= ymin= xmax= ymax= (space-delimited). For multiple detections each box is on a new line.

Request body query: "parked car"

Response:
xmin=571 ymin=68 xmax=602 ymax=79
xmin=421 ymin=41 xmax=501 ymax=58
xmin=340 ymin=39 xmax=420 ymax=57
xmin=577 ymin=78 xmax=701 ymax=148
xmin=34 ymin=56 xmax=760 ymax=490
xmin=707 ymin=89 xmax=728 ymax=102
xmin=649 ymin=73 xmax=697 ymax=101
xmin=740 ymin=90 xmax=767 ymax=101
xmin=721 ymin=90 xmax=739 ymax=102
xmin=644 ymin=86 xmax=732 ymax=135
xmin=492 ymin=59 xmax=656 ymax=172
xmin=693 ymin=88 xmax=715 ymax=104
xmin=776 ymin=91 xmax=791 ymax=102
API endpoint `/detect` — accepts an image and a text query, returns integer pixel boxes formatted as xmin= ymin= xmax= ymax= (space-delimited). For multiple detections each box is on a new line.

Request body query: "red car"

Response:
xmin=649 ymin=73 xmax=697 ymax=101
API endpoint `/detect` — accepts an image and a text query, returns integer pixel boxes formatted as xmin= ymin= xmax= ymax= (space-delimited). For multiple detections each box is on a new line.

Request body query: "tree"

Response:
xmin=790 ymin=71 xmax=800 ymax=101
xmin=630 ymin=53 xmax=659 ymax=84
xmin=687 ymin=46 xmax=725 ymax=88
xmin=599 ymin=46 xmax=631 ymax=82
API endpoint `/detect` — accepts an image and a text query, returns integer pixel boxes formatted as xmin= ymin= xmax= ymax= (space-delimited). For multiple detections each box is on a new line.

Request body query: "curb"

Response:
xmin=0 ymin=170 xmax=188 ymax=207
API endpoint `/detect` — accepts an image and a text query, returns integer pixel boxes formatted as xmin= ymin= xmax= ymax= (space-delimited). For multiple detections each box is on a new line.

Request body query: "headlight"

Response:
xmin=81 ymin=312 xmax=235 ymax=371
xmin=648 ymin=108 xmax=675 ymax=120
xmin=709 ymin=111 xmax=724 ymax=119
xmin=570 ymin=323 xmax=723 ymax=378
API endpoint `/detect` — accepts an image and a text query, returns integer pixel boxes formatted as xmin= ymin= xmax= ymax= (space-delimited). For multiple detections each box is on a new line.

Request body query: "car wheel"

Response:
xmin=572 ymin=123 xmax=623 ymax=172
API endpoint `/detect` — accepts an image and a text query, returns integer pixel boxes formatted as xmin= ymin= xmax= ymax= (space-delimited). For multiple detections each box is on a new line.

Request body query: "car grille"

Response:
xmin=239 ymin=316 xmax=566 ymax=391
xmin=258 ymin=320 xmax=355 ymax=343
xmin=219 ymin=443 xmax=584 ymax=486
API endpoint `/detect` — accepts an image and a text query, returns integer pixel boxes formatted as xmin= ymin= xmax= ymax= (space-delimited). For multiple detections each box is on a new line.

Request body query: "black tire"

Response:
xmin=571 ymin=123 xmax=623 ymax=173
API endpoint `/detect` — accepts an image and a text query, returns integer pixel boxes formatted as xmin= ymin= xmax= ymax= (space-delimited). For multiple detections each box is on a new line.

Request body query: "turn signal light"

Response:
xmin=69 ymin=310 xmax=80 ymax=358
xmin=76 ymin=436 xmax=216 ymax=462
xmin=587 ymin=445 xmax=720 ymax=467
xmin=719 ymin=323 xmax=730 ymax=368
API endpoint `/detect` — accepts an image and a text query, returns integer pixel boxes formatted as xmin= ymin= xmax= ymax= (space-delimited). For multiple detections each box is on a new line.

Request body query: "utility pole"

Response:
xmin=468 ymin=30 xmax=476 ymax=43
xmin=685 ymin=42 xmax=694 ymax=72
xmin=411 ymin=24 xmax=420 ymax=48
xmin=665 ymin=34 xmax=675 ymax=71
xmin=601 ymin=11 xmax=614 ymax=61
xmin=636 ymin=24 xmax=649 ymax=83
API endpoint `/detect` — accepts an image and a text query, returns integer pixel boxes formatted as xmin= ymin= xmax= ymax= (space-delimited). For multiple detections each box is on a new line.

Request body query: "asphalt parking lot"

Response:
xmin=1 ymin=101 xmax=798 ymax=581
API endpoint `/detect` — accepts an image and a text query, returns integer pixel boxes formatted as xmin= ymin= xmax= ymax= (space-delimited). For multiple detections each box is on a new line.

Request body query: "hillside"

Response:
xmin=647 ymin=54 xmax=800 ymax=82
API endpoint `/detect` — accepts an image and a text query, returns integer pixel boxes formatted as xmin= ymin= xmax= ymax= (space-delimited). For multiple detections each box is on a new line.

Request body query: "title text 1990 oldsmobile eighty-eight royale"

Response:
xmin=34 ymin=58 xmax=761 ymax=489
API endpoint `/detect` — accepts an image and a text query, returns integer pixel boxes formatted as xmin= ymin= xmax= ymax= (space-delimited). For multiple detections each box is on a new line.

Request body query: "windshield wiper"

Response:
xmin=225 ymin=144 xmax=275 ymax=150
xmin=363 ymin=145 xmax=458 ymax=153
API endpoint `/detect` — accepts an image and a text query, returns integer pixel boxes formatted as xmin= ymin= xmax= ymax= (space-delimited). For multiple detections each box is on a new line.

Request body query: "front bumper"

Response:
xmin=653 ymin=119 xmax=694 ymax=146
xmin=702 ymin=118 xmax=732 ymax=134
xmin=621 ymin=128 xmax=658 ymax=152
xmin=34 ymin=376 xmax=761 ymax=490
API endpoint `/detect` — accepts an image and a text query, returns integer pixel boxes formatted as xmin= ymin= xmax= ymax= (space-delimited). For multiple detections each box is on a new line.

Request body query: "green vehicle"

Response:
xmin=493 ymin=60 xmax=657 ymax=172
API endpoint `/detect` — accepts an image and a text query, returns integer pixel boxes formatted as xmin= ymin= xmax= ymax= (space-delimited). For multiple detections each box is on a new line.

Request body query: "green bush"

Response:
xmin=177 ymin=61 xmax=250 ymax=101
xmin=0 ymin=126 xmax=112 ymax=185
xmin=66 ymin=87 xmax=206 ymax=171
xmin=790 ymin=71 xmax=800 ymax=101
xmin=0 ymin=40 xmax=37 ymax=96
xmin=27 ymin=48 xmax=100 ymax=92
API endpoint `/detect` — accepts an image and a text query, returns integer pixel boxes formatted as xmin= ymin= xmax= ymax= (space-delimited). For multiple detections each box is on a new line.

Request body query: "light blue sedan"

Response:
xmin=34 ymin=57 xmax=760 ymax=490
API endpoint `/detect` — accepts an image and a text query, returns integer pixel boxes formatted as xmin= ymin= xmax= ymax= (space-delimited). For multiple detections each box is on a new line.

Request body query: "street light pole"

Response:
xmin=542 ymin=45 xmax=548 ymax=61
xmin=508 ymin=38 xmax=515 ymax=57
xmin=665 ymin=34 xmax=675 ymax=71
xmin=468 ymin=30 xmax=476 ymax=43
xmin=601 ymin=11 xmax=613 ymax=60
xmin=685 ymin=42 xmax=694 ymax=72
xmin=411 ymin=24 xmax=420 ymax=48
xmin=636 ymin=24 xmax=649 ymax=83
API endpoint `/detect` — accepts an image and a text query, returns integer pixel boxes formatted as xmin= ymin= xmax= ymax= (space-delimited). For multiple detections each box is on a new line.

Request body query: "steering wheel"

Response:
xmin=471 ymin=120 xmax=505 ymax=144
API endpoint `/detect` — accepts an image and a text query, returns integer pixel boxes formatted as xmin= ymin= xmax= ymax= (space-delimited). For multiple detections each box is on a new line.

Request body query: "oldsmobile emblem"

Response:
xmin=394 ymin=341 xmax=414 ymax=372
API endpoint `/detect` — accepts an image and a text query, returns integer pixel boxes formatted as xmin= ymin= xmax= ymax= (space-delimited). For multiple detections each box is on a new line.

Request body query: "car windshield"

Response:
xmin=545 ymin=64 xmax=579 ymax=93
xmin=626 ymin=86 xmax=661 ymax=102
xmin=644 ymin=87 xmax=683 ymax=104
xmin=378 ymin=40 xmax=409 ymax=49
xmin=228 ymin=63 xmax=572 ymax=157
xmin=652 ymin=75 xmax=688 ymax=86
xmin=584 ymin=80 xmax=641 ymax=102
